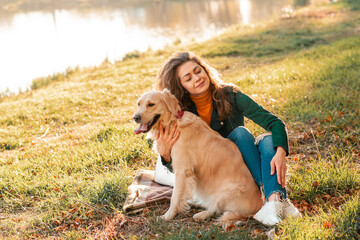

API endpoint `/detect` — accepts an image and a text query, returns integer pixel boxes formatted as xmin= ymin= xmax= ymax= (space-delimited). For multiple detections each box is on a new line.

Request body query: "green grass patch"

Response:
xmin=0 ymin=139 xmax=19 ymax=151
xmin=288 ymin=155 xmax=360 ymax=202
xmin=159 ymin=223 xmax=260 ymax=240
xmin=286 ymin=36 xmax=360 ymax=122
xmin=342 ymin=0 xmax=360 ymax=10
xmin=279 ymin=194 xmax=360 ymax=239
xmin=0 ymin=125 xmax=155 ymax=236
xmin=31 ymin=67 xmax=79 ymax=90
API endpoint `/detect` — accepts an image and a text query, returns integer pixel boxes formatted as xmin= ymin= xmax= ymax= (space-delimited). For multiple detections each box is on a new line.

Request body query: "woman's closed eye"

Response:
xmin=184 ymin=76 xmax=191 ymax=82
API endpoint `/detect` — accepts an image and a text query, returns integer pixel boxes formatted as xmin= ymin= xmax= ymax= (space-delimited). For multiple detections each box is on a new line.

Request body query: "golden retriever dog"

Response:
xmin=133 ymin=89 xmax=263 ymax=227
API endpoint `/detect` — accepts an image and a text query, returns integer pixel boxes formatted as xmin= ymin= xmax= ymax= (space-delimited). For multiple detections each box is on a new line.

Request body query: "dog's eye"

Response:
xmin=147 ymin=103 xmax=155 ymax=107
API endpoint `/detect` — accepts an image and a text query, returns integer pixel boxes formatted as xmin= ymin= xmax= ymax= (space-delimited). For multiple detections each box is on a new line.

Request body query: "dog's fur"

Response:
xmin=134 ymin=89 xmax=263 ymax=227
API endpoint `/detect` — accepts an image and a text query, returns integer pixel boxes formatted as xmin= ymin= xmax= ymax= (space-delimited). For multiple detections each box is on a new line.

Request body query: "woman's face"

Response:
xmin=177 ymin=61 xmax=211 ymax=97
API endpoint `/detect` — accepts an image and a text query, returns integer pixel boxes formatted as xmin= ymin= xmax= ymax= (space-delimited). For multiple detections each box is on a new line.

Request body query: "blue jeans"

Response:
xmin=227 ymin=126 xmax=287 ymax=201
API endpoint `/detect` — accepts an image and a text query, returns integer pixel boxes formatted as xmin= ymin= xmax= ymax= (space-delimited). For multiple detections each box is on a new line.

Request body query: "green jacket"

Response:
xmin=161 ymin=87 xmax=289 ymax=172
xmin=188 ymin=87 xmax=289 ymax=155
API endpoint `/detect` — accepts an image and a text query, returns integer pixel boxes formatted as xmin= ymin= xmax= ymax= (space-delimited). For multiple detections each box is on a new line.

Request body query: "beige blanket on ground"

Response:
xmin=123 ymin=169 xmax=173 ymax=215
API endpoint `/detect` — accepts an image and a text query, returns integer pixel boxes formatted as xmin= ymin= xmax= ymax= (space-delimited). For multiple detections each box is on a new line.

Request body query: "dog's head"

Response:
xmin=133 ymin=89 xmax=181 ymax=135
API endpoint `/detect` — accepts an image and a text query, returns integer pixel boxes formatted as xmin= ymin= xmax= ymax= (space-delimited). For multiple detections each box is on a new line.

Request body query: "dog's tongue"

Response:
xmin=134 ymin=123 xmax=148 ymax=134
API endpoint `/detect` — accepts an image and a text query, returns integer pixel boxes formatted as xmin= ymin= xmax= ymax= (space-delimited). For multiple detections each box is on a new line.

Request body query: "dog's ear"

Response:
xmin=161 ymin=88 xmax=181 ymax=116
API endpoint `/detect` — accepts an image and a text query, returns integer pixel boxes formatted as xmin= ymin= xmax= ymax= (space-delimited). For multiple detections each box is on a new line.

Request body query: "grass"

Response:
xmin=288 ymin=155 xmax=359 ymax=201
xmin=279 ymin=194 xmax=360 ymax=239
xmin=0 ymin=0 xmax=359 ymax=239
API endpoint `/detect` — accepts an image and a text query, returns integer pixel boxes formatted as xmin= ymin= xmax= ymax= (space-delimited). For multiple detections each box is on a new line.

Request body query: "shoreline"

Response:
xmin=0 ymin=0 xmax=298 ymax=96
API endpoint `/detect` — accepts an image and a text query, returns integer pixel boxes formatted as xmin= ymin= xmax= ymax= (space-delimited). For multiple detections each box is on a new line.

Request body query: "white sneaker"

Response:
xmin=253 ymin=201 xmax=283 ymax=226
xmin=282 ymin=199 xmax=302 ymax=219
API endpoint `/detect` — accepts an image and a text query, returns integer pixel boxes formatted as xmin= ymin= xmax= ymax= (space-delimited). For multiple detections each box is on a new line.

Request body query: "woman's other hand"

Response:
xmin=270 ymin=146 xmax=287 ymax=188
xmin=156 ymin=121 xmax=180 ymax=162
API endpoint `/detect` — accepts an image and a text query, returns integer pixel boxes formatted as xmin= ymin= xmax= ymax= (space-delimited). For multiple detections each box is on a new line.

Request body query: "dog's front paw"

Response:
xmin=161 ymin=211 xmax=174 ymax=221
xmin=193 ymin=210 xmax=212 ymax=222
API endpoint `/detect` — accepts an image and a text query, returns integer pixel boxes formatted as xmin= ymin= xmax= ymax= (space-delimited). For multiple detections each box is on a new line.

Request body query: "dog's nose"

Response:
xmin=133 ymin=114 xmax=141 ymax=123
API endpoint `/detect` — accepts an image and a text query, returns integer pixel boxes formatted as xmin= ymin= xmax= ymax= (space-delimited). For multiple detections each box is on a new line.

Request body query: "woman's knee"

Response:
xmin=257 ymin=135 xmax=276 ymax=156
xmin=227 ymin=126 xmax=255 ymax=142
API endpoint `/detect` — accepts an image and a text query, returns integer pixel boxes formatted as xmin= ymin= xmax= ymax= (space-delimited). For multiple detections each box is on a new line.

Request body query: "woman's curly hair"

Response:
xmin=157 ymin=51 xmax=235 ymax=120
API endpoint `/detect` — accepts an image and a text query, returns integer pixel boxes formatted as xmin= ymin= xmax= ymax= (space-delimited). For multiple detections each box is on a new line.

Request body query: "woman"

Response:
xmin=155 ymin=51 xmax=300 ymax=226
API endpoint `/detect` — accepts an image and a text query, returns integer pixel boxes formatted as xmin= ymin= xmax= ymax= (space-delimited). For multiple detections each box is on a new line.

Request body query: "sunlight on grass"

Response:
xmin=288 ymin=155 xmax=359 ymax=201
xmin=279 ymin=194 xmax=360 ymax=239
xmin=0 ymin=126 xmax=155 ymax=235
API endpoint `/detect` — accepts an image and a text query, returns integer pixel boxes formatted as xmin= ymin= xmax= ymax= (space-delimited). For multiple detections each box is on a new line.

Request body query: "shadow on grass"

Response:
xmin=343 ymin=0 xmax=360 ymax=10
xmin=200 ymin=28 xmax=327 ymax=60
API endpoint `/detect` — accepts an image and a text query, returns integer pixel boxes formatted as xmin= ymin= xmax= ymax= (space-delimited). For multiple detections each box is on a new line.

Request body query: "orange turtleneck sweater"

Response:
xmin=190 ymin=89 xmax=213 ymax=126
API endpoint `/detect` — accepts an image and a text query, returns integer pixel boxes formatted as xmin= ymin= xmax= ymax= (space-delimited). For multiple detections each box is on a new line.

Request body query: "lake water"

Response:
xmin=0 ymin=0 xmax=296 ymax=94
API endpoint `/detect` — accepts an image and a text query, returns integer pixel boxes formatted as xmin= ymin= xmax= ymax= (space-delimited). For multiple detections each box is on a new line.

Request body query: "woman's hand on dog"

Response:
xmin=270 ymin=147 xmax=287 ymax=188
xmin=156 ymin=121 xmax=180 ymax=162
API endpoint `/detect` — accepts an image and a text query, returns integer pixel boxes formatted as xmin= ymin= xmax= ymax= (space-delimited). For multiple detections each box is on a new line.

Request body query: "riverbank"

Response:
xmin=0 ymin=0 xmax=359 ymax=239
xmin=2 ymin=0 xmax=284 ymax=95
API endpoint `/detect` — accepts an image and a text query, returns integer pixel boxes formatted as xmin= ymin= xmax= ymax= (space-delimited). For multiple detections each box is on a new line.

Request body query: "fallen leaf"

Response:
xmin=312 ymin=181 xmax=319 ymax=187
xmin=68 ymin=207 xmax=78 ymax=213
xmin=322 ymin=194 xmax=331 ymax=200
xmin=225 ymin=224 xmax=236 ymax=232
xmin=323 ymin=221 xmax=330 ymax=229
xmin=251 ymin=228 xmax=262 ymax=235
